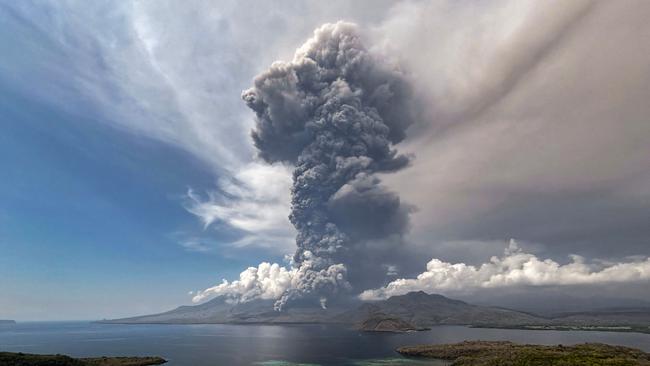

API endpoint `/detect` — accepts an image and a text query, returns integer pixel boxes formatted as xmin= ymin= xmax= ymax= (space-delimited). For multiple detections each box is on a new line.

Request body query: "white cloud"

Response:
xmin=185 ymin=162 xmax=296 ymax=254
xmin=360 ymin=239 xmax=650 ymax=300
xmin=192 ymin=262 xmax=296 ymax=303
xmin=192 ymin=251 xmax=348 ymax=308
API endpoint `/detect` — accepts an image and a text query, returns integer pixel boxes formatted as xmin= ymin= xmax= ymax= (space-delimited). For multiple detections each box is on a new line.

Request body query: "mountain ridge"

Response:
xmin=102 ymin=291 xmax=544 ymax=329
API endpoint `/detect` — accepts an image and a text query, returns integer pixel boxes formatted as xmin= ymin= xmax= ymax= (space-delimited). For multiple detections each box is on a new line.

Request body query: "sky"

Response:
xmin=1 ymin=0 xmax=649 ymax=320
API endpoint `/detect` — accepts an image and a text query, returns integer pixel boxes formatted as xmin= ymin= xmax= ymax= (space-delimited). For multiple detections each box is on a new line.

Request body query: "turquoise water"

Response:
xmin=0 ymin=322 xmax=648 ymax=365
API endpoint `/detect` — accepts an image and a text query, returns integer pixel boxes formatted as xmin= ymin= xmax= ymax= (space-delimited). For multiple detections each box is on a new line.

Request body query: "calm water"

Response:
xmin=1 ymin=322 xmax=649 ymax=365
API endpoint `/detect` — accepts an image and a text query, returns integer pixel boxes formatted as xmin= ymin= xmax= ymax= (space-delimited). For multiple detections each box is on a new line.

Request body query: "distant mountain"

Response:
xmin=549 ymin=308 xmax=650 ymax=326
xmin=105 ymin=296 xmax=349 ymax=324
xmin=339 ymin=291 xmax=545 ymax=327
xmin=473 ymin=292 xmax=650 ymax=316
xmin=0 ymin=320 xmax=15 ymax=324
xmin=103 ymin=291 xmax=546 ymax=329
xmin=103 ymin=291 xmax=650 ymax=332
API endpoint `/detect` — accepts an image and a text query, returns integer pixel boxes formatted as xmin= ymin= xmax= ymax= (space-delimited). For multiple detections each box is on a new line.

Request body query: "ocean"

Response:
xmin=1 ymin=322 xmax=649 ymax=365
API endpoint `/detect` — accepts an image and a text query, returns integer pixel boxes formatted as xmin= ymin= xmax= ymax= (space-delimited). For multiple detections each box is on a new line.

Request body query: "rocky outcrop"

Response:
xmin=397 ymin=341 xmax=650 ymax=365
xmin=355 ymin=311 xmax=428 ymax=332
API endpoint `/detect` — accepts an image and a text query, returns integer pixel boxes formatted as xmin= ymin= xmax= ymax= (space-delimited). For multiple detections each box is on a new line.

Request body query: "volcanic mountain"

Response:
xmin=102 ymin=291 xmax=544 ymax=329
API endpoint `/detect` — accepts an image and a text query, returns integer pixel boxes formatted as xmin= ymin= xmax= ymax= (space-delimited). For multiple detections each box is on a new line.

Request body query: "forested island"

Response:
xmin=0 ymin=320 xmax=16 ymax=325
xmin=397 ymin=341 xmax=650 ymax=365
xmin=0 ymin=352 xmax=166 ymax=366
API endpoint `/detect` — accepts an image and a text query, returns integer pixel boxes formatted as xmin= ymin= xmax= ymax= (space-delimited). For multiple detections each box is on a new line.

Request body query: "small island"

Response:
xmin=397 ymin=341 xmax=650 ymax=365
xmin=356 ymin=312 xmax=430 ymax=333
xmin=0 ymin=320 xmax=16 ymax=324
xmin=0 ymin=352 xmax=166 ymax=366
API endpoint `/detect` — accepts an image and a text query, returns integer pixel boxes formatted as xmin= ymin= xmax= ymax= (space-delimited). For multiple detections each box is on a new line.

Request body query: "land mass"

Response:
xmin=103 ymin=291 xmax=543 ymax=332
xmin=397 ymin=341 xmax=650 ymax=365
xmin=0 ymin=352 xmax=166 ymax=366
xmin=354 ymin=311 xmax=428 ymax=332
xmin=101 ymin=291 xmax=650 ymax=334
xmin=0 ymin=320 xmax=16 ymax=324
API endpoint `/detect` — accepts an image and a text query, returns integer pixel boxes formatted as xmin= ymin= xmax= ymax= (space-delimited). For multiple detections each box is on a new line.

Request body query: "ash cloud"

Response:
xmin=193 ymin=1 xmax=650 ymax=309
xmin=241 ymin=21 xmax=416 ymax=309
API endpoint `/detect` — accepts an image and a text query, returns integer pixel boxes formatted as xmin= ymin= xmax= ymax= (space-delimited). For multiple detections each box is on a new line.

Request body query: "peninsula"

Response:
xmin=0 ymin=352 xmax=166 ymax=366
xmin=397 ymin=341 xmax=650 ymax=365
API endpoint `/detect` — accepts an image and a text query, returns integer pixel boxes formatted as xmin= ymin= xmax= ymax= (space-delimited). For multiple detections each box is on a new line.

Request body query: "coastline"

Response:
xmin=470 ymin=324 xmax=650 ymax=335
xmin=0 ymin=352 xmax=166 ymax=366
xmin=98 ymin=319 xmax=650 ymax=335
xmin=397 ymin=341 xmax=650 ymax=365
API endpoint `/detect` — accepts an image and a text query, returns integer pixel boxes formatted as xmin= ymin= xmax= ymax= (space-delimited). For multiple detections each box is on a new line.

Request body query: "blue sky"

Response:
xmin=2 ymin=1 xmax=650 ymax=319
xmin=0 ymin=80 xmax=284 ymax=320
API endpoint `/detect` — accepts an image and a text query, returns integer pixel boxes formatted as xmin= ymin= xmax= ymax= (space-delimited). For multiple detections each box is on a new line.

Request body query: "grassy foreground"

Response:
xmin=0 ymin=352 xmax=166 ymax=366
xmin=397 ymin=341 xmax=650 ymax=365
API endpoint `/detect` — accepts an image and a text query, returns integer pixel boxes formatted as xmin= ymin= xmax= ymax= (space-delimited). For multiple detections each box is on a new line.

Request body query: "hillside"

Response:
xmin=104 ymin=296 xmax=351 ymax=324
xmin=550 ymin=308 xmax=650 ymax=326
xmin=341 ymin=291 xmax=544 ymax=327
xmin=103 ymin=291 xmax=545 ymax=329
xmin=0 ymin=352 xmax=165 ymax=366
xmin=397 ymin=341 xmax=650 ymax=365
xmin=354 ymin=311 xmax=426 ymax=332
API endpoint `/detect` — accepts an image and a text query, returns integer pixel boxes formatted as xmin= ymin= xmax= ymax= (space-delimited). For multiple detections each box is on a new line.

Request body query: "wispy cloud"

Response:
xmin=178 ymin=237 xmax=215 ymax=253
xmin=185 ymin=162 xmax=295 ymax=254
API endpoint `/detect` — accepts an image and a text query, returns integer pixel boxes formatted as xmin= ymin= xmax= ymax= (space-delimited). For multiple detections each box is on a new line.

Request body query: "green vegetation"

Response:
xmin=397 ymin=341 xmax=650 ymax=365
xmin=0 ymin=352 xmax=166 ymax=366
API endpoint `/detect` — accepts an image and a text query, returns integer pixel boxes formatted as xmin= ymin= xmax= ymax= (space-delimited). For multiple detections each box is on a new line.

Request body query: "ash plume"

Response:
xmin=242 ymin=22 xmax=417 ymax=309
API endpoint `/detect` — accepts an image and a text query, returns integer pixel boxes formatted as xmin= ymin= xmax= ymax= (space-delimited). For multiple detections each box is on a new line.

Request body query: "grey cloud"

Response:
xmin=328 ymin=173 xmax=412 ymax=242
xmin=376 ymin=0 xmax=650 ymax=265
xmin=243 ymin=21 xmax=417 ymax=308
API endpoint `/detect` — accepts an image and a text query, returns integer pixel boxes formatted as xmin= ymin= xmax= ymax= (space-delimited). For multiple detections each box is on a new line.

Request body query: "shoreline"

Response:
xmin=470 ymin=324 xmax=650 ymax=335
xmin=0 ymin=352 xmax=166 ymax=366
xmin=397 ymin=341 xmax=650 ymax=365
xmin=97 ymin=320 xmax=650 ymax=335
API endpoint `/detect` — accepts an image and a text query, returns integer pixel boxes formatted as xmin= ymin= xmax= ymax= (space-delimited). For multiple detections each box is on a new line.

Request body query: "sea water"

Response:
xmin=1 ymin=322 xmax=649 ymax=365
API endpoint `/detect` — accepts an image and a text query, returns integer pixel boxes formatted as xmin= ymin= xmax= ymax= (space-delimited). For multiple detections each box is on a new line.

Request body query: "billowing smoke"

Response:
xmin=241 ymin=21 xmax=416 ymax=309
xmin=192 ymin=262 xmax=295 ymax=304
